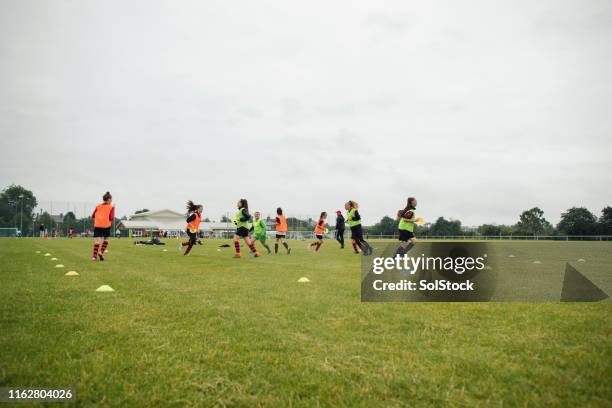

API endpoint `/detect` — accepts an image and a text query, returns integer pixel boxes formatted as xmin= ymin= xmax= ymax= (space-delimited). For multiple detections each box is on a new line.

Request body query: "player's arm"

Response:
xmin=402 ymin=210 xmax=415 ymax=223
xmin=240 ymin=210 xmax=251 ymax=222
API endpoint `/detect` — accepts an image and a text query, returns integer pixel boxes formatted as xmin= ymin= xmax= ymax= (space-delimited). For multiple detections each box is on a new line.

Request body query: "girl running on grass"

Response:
xmin=273 ymin=207 xmax=291 ymax=255
xmin=91 ymin=191 xmax=115 ymax=261
xmin=232 ymin=199 xmax=260 ymax=258
xmin=396 ymin=197 xmax=418 ymax=255
xmin=252 ymin=211 xmax=272 ymax=254
xmin=309 ymin=212 xmax=328 ymax=252
xmin=345 ymin=200 xmax=373 ymax=256
xmin=180 ymin=200 xmax=203 ymax=256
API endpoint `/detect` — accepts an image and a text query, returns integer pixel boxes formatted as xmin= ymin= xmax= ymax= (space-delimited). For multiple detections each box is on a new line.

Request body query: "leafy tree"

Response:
xmin=0 ymin=185 xmax=37 ymax=232
xmin=557 ymin=207 xmax=598 ymax=235
xmin=220 ymin=215 xmax=231 ymax=223
xmin=598 ymin=206 xmax=612 ymax=235
xmin=37 ymin=212 xmax=56 ymax=231
xmin=369 ymin=216 xmax=398 ymax=236
xmin=478 ymin=224 xmax=501 ymax=236
xmin=514 ymin=207 xmax=553 ymax=235
xmin=203 ymin=217 xmax=211 ymax=222
xmin=428 ymin=217 xmax=462 ymax=236
xmin=285 ymin=217 xmax=312 ymax=231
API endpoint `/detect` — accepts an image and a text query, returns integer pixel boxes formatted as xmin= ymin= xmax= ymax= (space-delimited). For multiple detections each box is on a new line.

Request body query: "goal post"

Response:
xmin=0 ymin=228 xmax=18 ymax=237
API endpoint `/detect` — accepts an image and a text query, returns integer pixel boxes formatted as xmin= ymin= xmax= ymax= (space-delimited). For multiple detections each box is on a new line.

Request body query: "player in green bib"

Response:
xmin=251 ymin=211 xmax=271 ymax=254
xmin=232 ymin=198 xmax=261 ymax=258
xmin=396 ymin=197 xmax=418 ymax=255
xmin=345 ymin=200 xmax=373 ymax=255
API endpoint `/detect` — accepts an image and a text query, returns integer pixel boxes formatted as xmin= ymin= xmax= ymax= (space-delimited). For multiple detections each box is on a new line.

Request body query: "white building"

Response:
xmin=118 ymin=209 xmax=234 ymax=238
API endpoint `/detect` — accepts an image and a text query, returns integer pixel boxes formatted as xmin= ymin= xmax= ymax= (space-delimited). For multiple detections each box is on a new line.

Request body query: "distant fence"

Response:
xmin=362 ymin=234 xmax=612 ymax=241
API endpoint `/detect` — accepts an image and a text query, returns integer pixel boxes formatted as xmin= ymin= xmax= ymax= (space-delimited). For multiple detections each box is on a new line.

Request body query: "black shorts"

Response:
xmin=315 ymin=234 xmax=323 ymax=240
xmin=94 ymin=227 xmax=111 ymax=238
xmin=275 ymin=233 xmax=286 ymax=239
xmin=350 ymin=224 xmax=364 ymax=241
xmin=235 ymin=227 xmax=249 ymax=238
xmin=186 ymin=230 xmax=198 ymax=243
xmin=399 ymin=229 xmax=415 ymax=242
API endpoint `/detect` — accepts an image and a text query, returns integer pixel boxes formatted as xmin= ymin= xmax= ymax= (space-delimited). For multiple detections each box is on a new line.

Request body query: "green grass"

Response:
xmin=0 ymin=238 xmax=610 ymax=407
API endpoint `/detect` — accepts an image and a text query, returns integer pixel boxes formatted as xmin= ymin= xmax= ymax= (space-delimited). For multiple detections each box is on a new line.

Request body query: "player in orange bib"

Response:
xmin=273 ymin=207 xmax=291 ymax=255
xmin=309 ymin=211 xmax=328 ymax=252
xmin=91 ymin=191 xmax=115 ymax=261
xmin=181 ymin=200 xmax=203 ymax=256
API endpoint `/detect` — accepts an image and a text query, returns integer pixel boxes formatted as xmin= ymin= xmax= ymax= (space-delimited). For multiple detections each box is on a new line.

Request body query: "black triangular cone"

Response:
xmin=561 ymin=263 xmax=609 ymax=302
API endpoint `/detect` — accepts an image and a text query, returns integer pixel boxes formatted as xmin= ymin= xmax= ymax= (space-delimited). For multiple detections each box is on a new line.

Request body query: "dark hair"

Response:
xmin=347 ymin=200 xmax=358 ymax=209
xmin=320 ymin=211 xmax=327 ymax=219
xmin=406 ymin=197 xmax=417 ymax=210
xmin=238 ymin=199 xmax=248 ymax=211
xmin=102 ymin=191 xmax=112 ymax=202
xmin=277 ymin=207 xmax=283 ymax=215
xmin=186 ymin=200 xmax=202 ymax=213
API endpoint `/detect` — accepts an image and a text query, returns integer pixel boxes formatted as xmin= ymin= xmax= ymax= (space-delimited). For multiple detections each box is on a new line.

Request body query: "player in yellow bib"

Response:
xmin=232 ymin=198 xmax=261 ymax=258
xmin=345 ymin=200 xmax=373 ymax=255
xmin=396 ymin=197 xmax=418 ymax=255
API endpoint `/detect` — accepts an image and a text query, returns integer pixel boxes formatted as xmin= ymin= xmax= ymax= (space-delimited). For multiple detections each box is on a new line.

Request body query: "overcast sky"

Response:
xmin=1 ymin=0 xmax=611 ymax=225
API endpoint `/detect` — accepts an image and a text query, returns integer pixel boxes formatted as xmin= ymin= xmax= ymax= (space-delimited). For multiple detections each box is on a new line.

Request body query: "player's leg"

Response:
xmin=281 ymin=236 xmax=291 ymax=254
xmin=337 ymin=229 xmax=345 ymax=248
xmin=184 ymin=232 xmax=196 ymax=256
xmin=350 ymin=226 xmax=361 ymax=253
xmin=91 ymin=230 xmax=102 ymax=261
xmin=315 ymin=236 xmax=323 ymax=251
xmin=243 ymin=235 xmax=260 ymax=257
xmin=98 ymin=229 xmax=111 ymax=261
xmin=258 ymin=235 xmax=271 ymax=253
xmin=233 ymin=233 xmax=242 ymax=258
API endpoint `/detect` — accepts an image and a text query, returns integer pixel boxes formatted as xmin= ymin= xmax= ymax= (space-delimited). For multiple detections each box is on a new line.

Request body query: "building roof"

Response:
xmin=128 ymin=209 xmax=184 ymax=220
xmin=119 ymin=209 xmax=235 ymax=231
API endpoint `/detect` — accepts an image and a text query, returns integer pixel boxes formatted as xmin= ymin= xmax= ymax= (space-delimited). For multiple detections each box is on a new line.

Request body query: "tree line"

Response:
xmin=366 ymin=206 xmax=612 ymax=237
xmin=0 ymin=185 xmax=120 ymax=235
xmin=1 ymin=184 xmax=610 ymax=237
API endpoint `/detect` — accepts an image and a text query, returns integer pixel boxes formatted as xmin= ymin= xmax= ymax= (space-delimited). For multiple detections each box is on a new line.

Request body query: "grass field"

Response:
xmin=0 ymin=238 xmax=611 ymax=407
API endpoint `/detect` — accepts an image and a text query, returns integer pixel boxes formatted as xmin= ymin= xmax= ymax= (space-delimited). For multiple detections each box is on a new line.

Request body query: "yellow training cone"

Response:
xmin=65 ymin=271 xmax=79 ymax=276
xmin=533 ymin=260 xmax=542 ymax=264
xmin=298 ymin=277 xmax=310 ymax=283
xmin=578 ymin=258 xmax=586 ymax=262
xmin=55 ymin=264 xmax=64 ymax=268
xmin=36 ymin=251 xmax=41 ymax=253
xmin=44 ymin=253 xmax=51 ymax=256
xmin=50 ymin=257 xmax=58 ymax=261
xmin=96 ymin=285 xmax=115 ymax=292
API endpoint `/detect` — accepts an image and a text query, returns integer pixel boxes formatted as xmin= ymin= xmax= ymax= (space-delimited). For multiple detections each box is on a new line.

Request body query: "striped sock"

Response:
xmin=234 ymin=240 xmax=240 ymax=254
xmin=274 ymin=243 xmax=278 ymax=253
xmin=100 ymin=240 xmax=109 ymax=254
xmin=92 ymin=243 xmax=100 ymax=258
xmin=315 ymin=242 xmax=322 ymax=251
xmin=352 ymin=241 xmax=359 ymax=253
xmin=248 ymin=243 xmax=257 ymax=253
